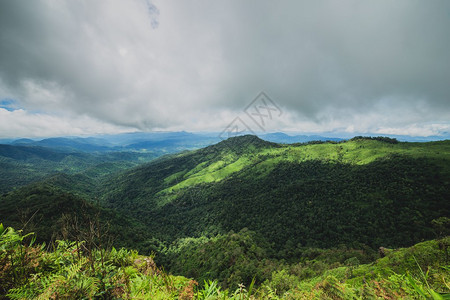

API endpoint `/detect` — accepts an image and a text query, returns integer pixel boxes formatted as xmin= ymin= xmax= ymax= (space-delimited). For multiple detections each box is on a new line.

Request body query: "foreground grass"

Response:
xmin=1 ymin=223 xmax=449 ymax=299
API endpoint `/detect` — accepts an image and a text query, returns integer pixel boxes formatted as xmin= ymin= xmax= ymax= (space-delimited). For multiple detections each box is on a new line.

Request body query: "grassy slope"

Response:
xmin=107 ymin=137 xmax=449 ymax=204
xmin=163 ymin=139 xmax=450 ymax=193
xmin=99 ymin=137 xmax=449 ymax=249
xmin=1 ymin=136 xmax=449 ymax=298
xmin=273 ymin=236 xmax=450 ymax=299
xmin=11 ymin=136 xmax=445 ymax=251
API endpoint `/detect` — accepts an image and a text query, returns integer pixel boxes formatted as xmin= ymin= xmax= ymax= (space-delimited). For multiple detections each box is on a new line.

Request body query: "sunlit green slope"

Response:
xmin=101 ymin=136 xmax=449 ymax=250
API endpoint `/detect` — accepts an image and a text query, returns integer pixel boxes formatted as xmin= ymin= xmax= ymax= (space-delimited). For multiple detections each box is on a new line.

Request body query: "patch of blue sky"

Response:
xmin=0 ymin=99 xmax=20 ymax=111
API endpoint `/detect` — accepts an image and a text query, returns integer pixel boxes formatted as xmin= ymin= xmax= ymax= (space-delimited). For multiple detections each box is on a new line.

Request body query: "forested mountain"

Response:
xmin=0 ymin=135 xmax=449 ymax=297
xmin=1 ymin=131 xmax=352 ymax=153
xmin=0 ymin=144 xmax=158 ymax=193
xmin=2 ymin=131 xmax=221 ymax=153
xmin=99 ymin=136 xmax=449 ymax=250
xmin=0 ymin=183 xmax=152 ymax=248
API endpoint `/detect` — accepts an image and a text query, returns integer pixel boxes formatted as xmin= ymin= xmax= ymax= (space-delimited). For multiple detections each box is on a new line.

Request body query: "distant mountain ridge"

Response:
xmin=259 ymin=132 xmax=343 ymax=143
xmin=0 ymin=144 xmax=156 ymax=193
xmin=2 ymin=130 xmax=448 ymax=151
xmin=1 ymin=132 xmax=346 ymax=151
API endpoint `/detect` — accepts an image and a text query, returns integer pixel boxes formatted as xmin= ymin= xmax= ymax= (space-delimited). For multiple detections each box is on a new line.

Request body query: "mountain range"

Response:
xmin=0 ymin=133 xmax=449 ymax=292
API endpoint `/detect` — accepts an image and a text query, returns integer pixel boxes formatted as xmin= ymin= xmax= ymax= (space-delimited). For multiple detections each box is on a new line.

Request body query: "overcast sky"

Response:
xmin=0 ymin=0 xmax=449 ymax=138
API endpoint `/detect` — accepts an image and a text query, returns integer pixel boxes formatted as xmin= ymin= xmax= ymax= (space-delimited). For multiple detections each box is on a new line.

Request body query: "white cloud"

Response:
xmin=0 ymin=108 xmax=134 ymax=138
xmin=374 ymin=123 xmax=450 ymax=137
xmin=0 ymin=0 xmax=449 ymax=138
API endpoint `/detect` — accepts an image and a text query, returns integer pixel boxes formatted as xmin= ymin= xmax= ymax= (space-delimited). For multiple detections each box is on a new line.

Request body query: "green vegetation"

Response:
xmin=99 ymin=136 xmax=449 ymax=250
xmin=1 ymin=224 xmax=448 ymax=299
xmin=0 ymin=224 xmax=196 ymax=299
xmin=0 ymin=144 xmax=157 ymax=193
xmin=1 ymin=135 xmax=449 ymax=298
xmin=0 ymin=183 xmax=154 ymax=253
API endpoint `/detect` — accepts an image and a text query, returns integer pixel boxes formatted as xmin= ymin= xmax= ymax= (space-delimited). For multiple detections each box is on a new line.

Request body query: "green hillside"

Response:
xmin=100 ymin=136 xmax=449 ymax=250
xmin=0 ymin=144 xmax=157 ymax=193
xmin=0 ymin=183 xmax=151 ymax=251
xmin=1 ymin=135 xmax=449 ymax=297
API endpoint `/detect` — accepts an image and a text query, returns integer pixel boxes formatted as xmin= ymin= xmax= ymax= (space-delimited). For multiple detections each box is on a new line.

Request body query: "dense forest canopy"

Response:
xmin=1 ymin=135 xmax=449 ymax=298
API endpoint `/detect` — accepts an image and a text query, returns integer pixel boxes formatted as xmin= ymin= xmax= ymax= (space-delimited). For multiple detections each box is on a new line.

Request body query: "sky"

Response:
xmin=0 ymin=0 xmax=449 ymax=138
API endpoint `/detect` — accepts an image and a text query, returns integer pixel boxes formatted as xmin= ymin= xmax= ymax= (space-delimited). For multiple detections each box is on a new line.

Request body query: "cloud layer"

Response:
xmin=0 ymin=0 xmax=449 ymax=137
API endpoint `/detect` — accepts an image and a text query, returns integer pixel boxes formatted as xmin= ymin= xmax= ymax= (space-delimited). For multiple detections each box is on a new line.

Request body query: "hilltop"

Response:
xmin=1 ymin=135 xmax=449 ymax=292
xmin=98 ymin=137 xmax=449 ymax=249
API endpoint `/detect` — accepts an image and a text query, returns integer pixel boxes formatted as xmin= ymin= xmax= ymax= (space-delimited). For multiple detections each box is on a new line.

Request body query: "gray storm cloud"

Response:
xmin=0 ymin=0 xmax=449 ymax=136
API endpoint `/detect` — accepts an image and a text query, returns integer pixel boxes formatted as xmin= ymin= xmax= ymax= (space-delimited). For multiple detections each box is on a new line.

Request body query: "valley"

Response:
xmin=0 ymin=134 xmax=449 ymax=298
